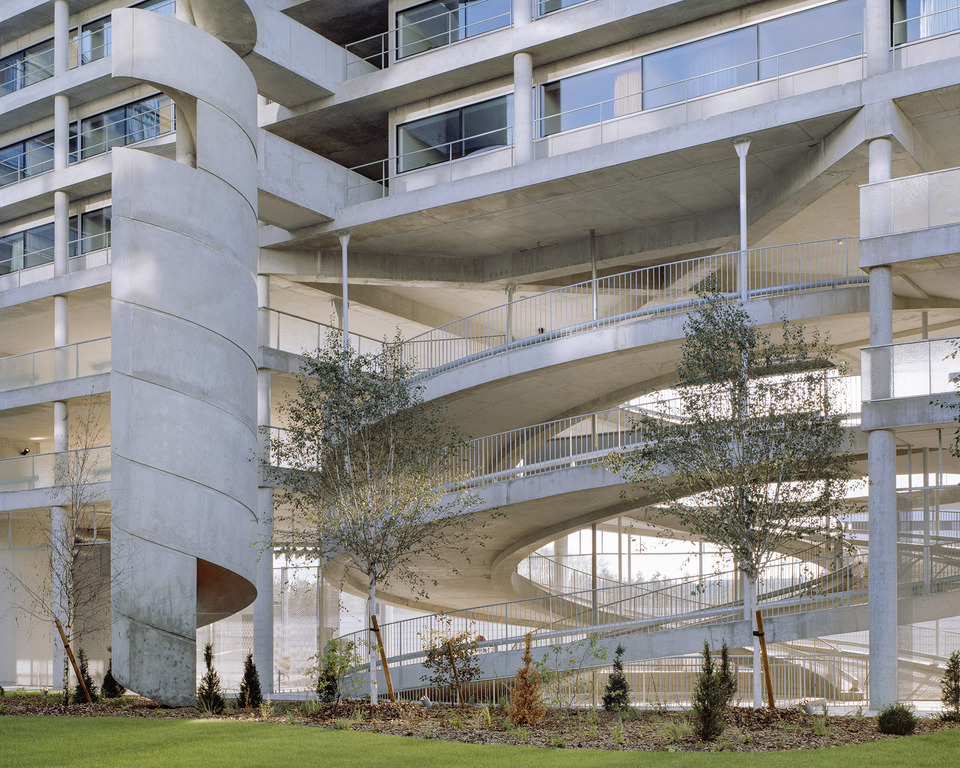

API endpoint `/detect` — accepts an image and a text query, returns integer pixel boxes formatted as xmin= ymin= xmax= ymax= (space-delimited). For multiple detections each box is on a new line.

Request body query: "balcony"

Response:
xmin=0 ymin=337 xmax=111 ymax=394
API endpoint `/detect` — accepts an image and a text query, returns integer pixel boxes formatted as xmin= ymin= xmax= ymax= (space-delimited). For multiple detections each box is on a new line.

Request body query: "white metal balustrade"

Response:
xmin=259 ymin=308 xmax=384 ymax=357
xmin=401 ymin=238 xmax=863 ymax=375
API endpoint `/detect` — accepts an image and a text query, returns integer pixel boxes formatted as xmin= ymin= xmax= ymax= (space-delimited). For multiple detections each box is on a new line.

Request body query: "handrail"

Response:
xmin=893 ymin=3 xmax=960 ymax=45
xmin=258 ymin=307 xmax=385 ymax=356
xmin=0 ymin=44 xmax=54 ymax=95
xmin=537 ymin=33 xmax=863 ymax=137
xmin=345 ymin=0 xmax=511 ymax=77
xmin=0 ymin=445 xmax=111 ymax=492
xmin=0 ymin=337 xmax=111 ymax=393
xmin=348 ymin=125 xmax=514 ymax=200
xmin=535 ymin=0 xmax=596 ymax=18
xmin=400 ymin=238 xmax=863 ymax=376
xmin=861 ymin=336 xmax=959 ymax=401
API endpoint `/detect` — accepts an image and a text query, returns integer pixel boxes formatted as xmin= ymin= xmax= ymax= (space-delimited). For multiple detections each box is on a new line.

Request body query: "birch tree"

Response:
xmin=609 ymin=287 xmax=856 ymax=707
xmin=3 ymin=399 xmax=116 ymax=705
xmin=270 ymin=333 xmax=484 ymax=704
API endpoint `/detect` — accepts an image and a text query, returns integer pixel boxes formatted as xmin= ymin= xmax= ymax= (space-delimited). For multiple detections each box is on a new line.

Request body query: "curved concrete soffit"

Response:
xmin=187 ymin=0 xmax=258 ymax=58
xmin=111 ymin=8 xmax=258 ymax=144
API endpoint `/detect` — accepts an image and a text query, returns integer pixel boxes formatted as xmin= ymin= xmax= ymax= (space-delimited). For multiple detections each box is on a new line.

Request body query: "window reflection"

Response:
xmin=397 ymin=0 xmax=511 ymax=59
xmin=398 ymin=95 xmax=513 ymax=172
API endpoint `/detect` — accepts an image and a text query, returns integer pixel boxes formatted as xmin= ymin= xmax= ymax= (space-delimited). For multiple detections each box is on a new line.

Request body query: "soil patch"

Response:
xmin=2 ymin=695 xmax=956 ymax=751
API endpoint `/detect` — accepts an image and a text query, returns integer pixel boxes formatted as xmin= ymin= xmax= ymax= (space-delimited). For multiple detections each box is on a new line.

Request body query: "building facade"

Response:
xmin=2 ymin=0 xmax=959 ymax=707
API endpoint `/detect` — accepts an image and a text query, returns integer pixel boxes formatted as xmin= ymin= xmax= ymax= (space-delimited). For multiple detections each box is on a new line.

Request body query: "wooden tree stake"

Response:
xmin=755 ymin=610 xmax=775 ymax=709
xmin=370 ymin=615 xmax=396 ymax=702
xmin=55 ymin=618 xmax=91 ymax=703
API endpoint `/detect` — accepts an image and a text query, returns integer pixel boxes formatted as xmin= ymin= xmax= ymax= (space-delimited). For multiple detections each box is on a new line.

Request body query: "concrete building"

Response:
xmin=2 ymin=0 xmax=959 ymax=707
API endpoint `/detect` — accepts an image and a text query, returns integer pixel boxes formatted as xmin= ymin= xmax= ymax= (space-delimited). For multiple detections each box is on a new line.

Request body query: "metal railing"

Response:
xmin=894 ymin=3 xmax=960 ymax=45
xmin=334 ymin=551 xmax=869 ymax=683
xmin=69 ymin=30 xmax=111 ymax=69
xmin=536 ymin=32 xmax=863 ymax=138
xmin=401 ymin=238 xmax=863 ymax=375
xmin=0 ymin=337 xmax=111 ymax=393
xmin=0 ymin=44 xmax=54 ymax=95
xmin=535 ymin=0 xmax=596 ymax=18
xmin=345 ymin=0 xmax=511 ymax=77
xmin=861 ymin=336 xmax=958 ymax=401
xmin=73 ymin=105 xmax=175 ymax=161
xmin=0 ymin=446 xmax=111 ymax=493
xmin=0 ymin=232 xmax=112 ymax=283
xmin=259 ymin=308 xmax=385 ymax=357
xmin=348 ymin=125 xmax=514 ymax=202
xmin=0 ymin=147 xmax=54 ymax=188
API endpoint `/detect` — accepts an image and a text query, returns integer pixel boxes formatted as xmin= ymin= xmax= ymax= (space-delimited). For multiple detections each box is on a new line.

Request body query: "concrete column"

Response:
xmin=513 ymin=0 xmax=533 ymax=26
xmin=505 ymin=285 xmax=516 ymax=343
xmin=339 ymin=232 xmax=350 ymax=352
xmin=254 ymin=273 xmax=274 ymax=692
xmin=513 ymin=52 xmax=534 ymax=165
xmin=54 ymin=0 xmax=69 ymax=77
xmin=54 ymin=295 xmax=69 ymax=381
xmin=175 ymin=105 xmax=197 ymax=168
xmin=54 ymin=192 xmax=70 ymax=277
xmin=866 ymin=133 xmax=897 ymax=709
xmin=733 ymin=137 xmax=751 ymax=301
xmin=865 ymin=0 xmax=892 ymax=77
xmin=54 ymin=95 xmax=70 ymax=172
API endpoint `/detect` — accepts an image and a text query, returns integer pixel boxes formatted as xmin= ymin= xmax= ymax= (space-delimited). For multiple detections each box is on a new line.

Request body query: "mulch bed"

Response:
xmin=2 ymin=695 xmax=958 ymax=751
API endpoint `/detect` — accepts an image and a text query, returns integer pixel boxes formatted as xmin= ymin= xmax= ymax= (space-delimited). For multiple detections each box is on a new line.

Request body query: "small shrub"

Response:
xmin=877 ymin=702 xmax=918 ymax=735
xmin=314 ymin=639 xmax=357 ymax=704
xmin=718 ymin=641 xmax=737 ymax=705
xmin=238 ymin=652 xmax=263 ymax=709
xmin=72 ymin=648 xmax=98 ymax=704
xmin=0 ymin=684 xmax=5 ymax=698
xmin=508 ymin=633 xmax=545 ymax=727
xmin=333 ymin=718 xmax=353 ymax=730
xmin=196 ymin=643 xmax=225 ymax=714
xmin=602 ymin=643 xmax=631 ymax=712
xmin=448 ymin=714 xmax=463 ymax=730
xmin=101 ymin=647 xmax=125 ymax=699
xmin=472 ymin=704 xmax=492 ymax=727
xmin=259 ymin=698 xmax=274 ymax=720
xmin=941 ymin=650 xmax=960 ymax=721
xmin=497 ymin=694 xmax=510 ymax=710
xmin=551 ymin=733 xmax=566 ymax=749
xmin=612 ymin=718 xmax=625 ymax=746
xmin=419 ymin=618 xmax=482 ymax=704
xmin=665 ymin=719 xmax=692 ymax=742
xmin=691 ymin=642 xmax=726 ymax=741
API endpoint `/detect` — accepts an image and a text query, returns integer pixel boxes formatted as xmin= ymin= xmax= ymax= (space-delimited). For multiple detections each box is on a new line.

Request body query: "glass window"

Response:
xmin=21 ymin=41 xmax=54 ymax=87
xmin=79 ymin=207 xmax=112 ymax=254
xmin=0 ymin=143 xmax=23 ymax=187
xmin=643 ymin=27 xmax=758 ymax=110
xmin=759 ymin=0 xmax=864 ymax=79
xmin=0 ymin=40 xmax=54 ymax=95
xmin=540 ymin=59 xmax=641 ymax=136
xmin=0 ymin=233 xmax=24 ymax=275
xmin=397 ymin=95 xmax=512 ymax=172
xmin=397 ymin=0 xmax=510 ymax=59
xmin=23 ymin=223 xmax=55 ymax=269
xmin=537 ymin=0 xmax=592 ymax=16
xmin=76 ymin=95 xmax=174 ymax=161
xmin=23 ymin=132 xmax=55 ymax=178
xmin=71 ymin=17 xmax=112 ymax=67
xmin=894 ymin=0 xmax=960 ymax=44
xmin=135 ymin=0 xmax=177 ymax=14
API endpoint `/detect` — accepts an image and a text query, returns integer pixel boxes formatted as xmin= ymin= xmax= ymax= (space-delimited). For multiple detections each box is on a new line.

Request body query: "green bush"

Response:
xmin=238 ymin=652 xmax=263 ymax=710
xmin=101 ymin=647 xmax=125 ymax=699
xmin=196 ymin=643 xmax=225 ymax=714
xmin=72 ymin=648 xmax=98 ymax=704
xmin=877 ymin=702 xmax=918 ymax=735
xmin=941 ymin=650 xmax=960 ymax=721
xmin=718 ymin=641 xmax=737 ymax=705
xmin=691 ymin=642 xmax=726 ymax=741
xmin=314 ymin=639 xmax=357 ymax=704
xmin=601 ymin=643 xmax=630 ymax=712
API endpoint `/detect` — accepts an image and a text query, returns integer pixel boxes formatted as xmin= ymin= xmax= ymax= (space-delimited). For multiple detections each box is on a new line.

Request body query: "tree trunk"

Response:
xmin=744 ymin=573 xmax=762 ymax=708
xmin=368 ymin=576 xmax=378 ymax=706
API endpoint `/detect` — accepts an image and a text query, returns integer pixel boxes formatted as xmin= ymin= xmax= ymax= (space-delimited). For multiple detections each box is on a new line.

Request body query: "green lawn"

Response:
xmin=0 ymin=717 xmax=958 ymax=768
